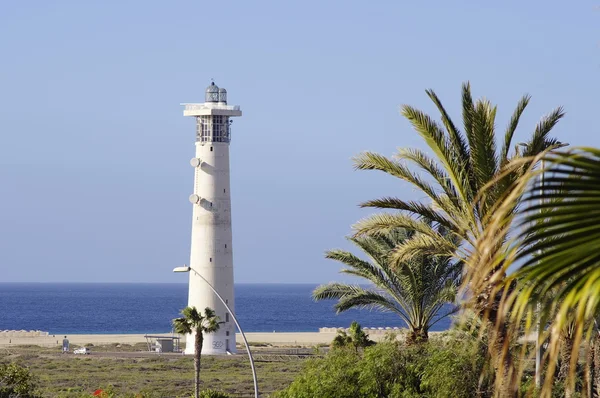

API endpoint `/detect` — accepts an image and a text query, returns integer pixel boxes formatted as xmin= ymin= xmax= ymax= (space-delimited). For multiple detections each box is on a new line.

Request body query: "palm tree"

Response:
xmin=351 ymin=83 xmax=564 ymax=394
xmin=173 ymin=306 xmax=221 ymax=398
xmin=352 ymin=82 xmax=563 ymax=304
xmin=480 ymin=148 xmax=600 ymax=396
xmin=313 ymin=229 xmax=461 ymax=344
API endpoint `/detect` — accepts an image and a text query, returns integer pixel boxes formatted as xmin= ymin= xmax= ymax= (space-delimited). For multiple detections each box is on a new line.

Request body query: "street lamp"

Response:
xmin=173 ymin=265 xmax=259 ymax=398
xmin=517 ymin=141 xmax=569 ymax=388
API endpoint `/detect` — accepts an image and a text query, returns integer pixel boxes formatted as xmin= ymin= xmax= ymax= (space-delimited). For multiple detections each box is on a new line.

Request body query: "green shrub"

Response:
xmin=276 ymin=341 xmax=426 ymax=398
xmin=421 ymin=335 xmax=492 ymax=398
xmin=199 ymin=389 xmax=232 ymax=398
xmin=359 ymin=340 xmax=425 ymax=397
xmin=276 ymin=332 xmax=493 ymax=398
xmin=274 ymin=348 xmax=361 ymax=398
xmin=0 ymin=363 xmax=40 ymax=398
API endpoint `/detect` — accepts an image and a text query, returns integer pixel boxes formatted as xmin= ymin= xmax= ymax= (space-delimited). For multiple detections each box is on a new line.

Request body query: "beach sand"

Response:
xmin=0 ymin=331 xmax=397 ymax=348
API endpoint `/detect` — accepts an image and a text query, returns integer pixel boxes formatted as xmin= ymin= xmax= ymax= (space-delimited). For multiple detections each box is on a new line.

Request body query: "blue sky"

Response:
xmin=0 ymin=0 xmax=598 ymax=283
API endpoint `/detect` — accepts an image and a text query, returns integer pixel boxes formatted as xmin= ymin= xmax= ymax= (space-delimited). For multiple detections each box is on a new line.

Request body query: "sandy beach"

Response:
xmin=0 ymin=331 xmax=399 ymax=348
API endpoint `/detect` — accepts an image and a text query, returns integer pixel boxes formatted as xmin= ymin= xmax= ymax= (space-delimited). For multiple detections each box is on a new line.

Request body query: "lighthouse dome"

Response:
xmin=205 ymin=82 xmax=219 ymax=103
xmin=218 ymin=87 xmax=227 ymax=104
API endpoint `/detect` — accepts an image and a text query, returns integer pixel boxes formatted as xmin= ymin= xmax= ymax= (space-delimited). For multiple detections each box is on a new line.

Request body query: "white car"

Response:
xmin=73 ymin=347 xmax=90 ymax=355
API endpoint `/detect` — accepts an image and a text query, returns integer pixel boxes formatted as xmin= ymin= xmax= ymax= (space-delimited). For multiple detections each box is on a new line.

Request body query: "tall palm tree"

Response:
xmin=481 ymin=148 xmax=600 ymax=396
xmin=352 ymin=82 xmax=563 ymax=302
xmin=351 ymin=83 xmax=564 ymax=394
xmin=173 ymin=306 xmax=221 ymax=398
xmin=313 ymin=229 xmax=461 ymax=344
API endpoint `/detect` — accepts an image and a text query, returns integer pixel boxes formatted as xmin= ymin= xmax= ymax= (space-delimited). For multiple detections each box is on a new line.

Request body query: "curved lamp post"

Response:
xmin=173 ymin=265 xmax=259 ymax=398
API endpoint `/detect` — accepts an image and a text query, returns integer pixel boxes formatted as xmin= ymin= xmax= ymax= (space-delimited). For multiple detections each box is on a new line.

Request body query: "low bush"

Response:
xmin=421 ymin=336 xmax=492 ymax=398
xmin=0 ymin=363 xmax=40 ymax=398
xmin=359 ymin=340 xmax=425 ymax=397
xmin=275 ymin=332 xmax=492 ymax=398
xmin=199 ymin=389 xmax=232 ymax=398
xmin=274 ymin=349 xmax=361 ymax=398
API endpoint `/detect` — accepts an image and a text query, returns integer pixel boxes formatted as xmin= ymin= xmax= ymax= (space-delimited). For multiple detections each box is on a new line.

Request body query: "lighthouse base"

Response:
xmin=183 ymin=332 xmax=237 ymax=355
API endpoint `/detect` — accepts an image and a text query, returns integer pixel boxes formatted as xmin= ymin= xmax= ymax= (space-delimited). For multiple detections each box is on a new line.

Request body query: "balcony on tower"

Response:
xmin=182 ymin=82 xmax=243 ymax=144
xmin=196 ymin=115 xmax=231 ymax=143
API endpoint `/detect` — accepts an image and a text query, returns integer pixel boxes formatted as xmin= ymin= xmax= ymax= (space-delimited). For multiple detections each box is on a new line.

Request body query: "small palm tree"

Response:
xmin=330 ymin=321 xmax=374 ymax=352
xmin=313 ymin=229 xmax=460 ymax=344
xmin=331 ymin=329 xmax=353 ymax=349
xmin=173 ymin=306 xmax=221 ymax=398
xmin=347 ymin=321 xmax=373 ymax=352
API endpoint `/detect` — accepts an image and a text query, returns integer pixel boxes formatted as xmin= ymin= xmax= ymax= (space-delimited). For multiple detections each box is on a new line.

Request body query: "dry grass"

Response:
xmin=0 ymin=344 xmax=306 ymax=397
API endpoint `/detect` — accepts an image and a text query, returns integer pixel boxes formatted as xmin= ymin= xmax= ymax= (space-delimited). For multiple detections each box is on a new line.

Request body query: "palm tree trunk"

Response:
xmin=558 ymin=332 xmax=575 ymax=398
xmin=594 ymin=334 xmax=600 ymax=397
xmin=488 ymin=322 xmax=517 ymax=398
xmin=585 ymin=341 xmax=593 ymax=398
xmin=476 ymin=268 xmax=517 ymax=398
xmin=406 ymin=327 xmax=428 ymax=345
xmin=194 ymin=331 xmax=203 ymax=398
xmin=476 ymin=341 xmax=491 ymax=398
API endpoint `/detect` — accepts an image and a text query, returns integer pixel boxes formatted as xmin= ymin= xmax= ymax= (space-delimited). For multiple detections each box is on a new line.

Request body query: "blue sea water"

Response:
xmin=0 ymin=283 xmax=452 ymax=334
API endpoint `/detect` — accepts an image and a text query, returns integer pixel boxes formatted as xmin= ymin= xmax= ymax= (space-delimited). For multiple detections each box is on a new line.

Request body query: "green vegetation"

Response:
xmin=468 ymin=147 xmax=600 ymax=396
xmin=173 ymin=307 xmax=221 ymax=398
xmin=0 ymin=344 xmax=303 ymax=397
xmin=314 ymin=228 xmax=460 ymax=343
xmin=9 ymin=83 xmax=600 ymax=397
xmin=275 ymin=333 xmax=492 ymax=398
xmin=0 ymin=362 xmax=40 ymax=397
xmin=330 ymin=321 xmax=373 ymax=351
xmin=282 ymin=82 xmax=600 ymax=396
xmin=198 ymin=389 xmax=232 ymax=398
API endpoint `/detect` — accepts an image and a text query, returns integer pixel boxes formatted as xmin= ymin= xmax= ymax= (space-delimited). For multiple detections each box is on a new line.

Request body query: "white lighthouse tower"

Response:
xmin=181 ymin=82 xmax=242 ymax=355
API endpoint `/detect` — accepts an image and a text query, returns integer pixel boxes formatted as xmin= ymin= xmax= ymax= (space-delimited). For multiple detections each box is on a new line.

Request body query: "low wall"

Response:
xmin=319 ymin=327 xmax=403 ymax=334
xmin=0 ymin=330 xmax=49 ymax=338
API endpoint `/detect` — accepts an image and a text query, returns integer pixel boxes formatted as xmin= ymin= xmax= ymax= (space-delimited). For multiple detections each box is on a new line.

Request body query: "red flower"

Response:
xmin=93 ymin=389 xmax=104 ymax=396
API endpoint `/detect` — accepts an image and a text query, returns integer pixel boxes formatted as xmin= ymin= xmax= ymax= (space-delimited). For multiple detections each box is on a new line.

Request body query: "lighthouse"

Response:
xmin=181 ymin=82 xmax=242 ymax=355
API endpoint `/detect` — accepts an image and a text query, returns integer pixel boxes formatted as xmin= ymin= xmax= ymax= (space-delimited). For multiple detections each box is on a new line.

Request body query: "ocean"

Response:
xmin=0 ymin=283 xmax=452 ymax=334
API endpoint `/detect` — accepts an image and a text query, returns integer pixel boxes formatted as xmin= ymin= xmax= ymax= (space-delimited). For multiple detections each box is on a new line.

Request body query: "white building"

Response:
xmin=181 ymin=82 xmax=242 ymax=355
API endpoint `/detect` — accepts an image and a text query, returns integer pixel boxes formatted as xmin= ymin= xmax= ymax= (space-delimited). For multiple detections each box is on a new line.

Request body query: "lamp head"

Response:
xmin=173 ymin=265 xmax=191 ymax=273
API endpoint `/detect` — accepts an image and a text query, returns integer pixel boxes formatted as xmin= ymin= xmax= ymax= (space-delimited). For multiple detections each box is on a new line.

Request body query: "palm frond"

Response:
xmin=353 ymin=152 xmax=442 ymax=203
xmin=470 ymin=99 xmax=499 ymax=203
xmin=461 ymin=82 xmax=475 ymax=147
xmin=172 ymin=306 xmax=221 ymax=335
xmin=173 ymin=317 xmax=192 ymax=335
xmin=335 ymin=289 xmax=406 ymax=316
xmin=401 ymin=105 xmax=471 ymax=204
xmin=394 ymin=147 xmax=464 ymax=215
xmin=467 ymin=148 xmax=600 ymax=395
xmin=521 ymin=107 xmax=566 ymax=157
xmin=359 ymin=197 xmax=456 ymax=231
xmin=313 ymin=283 xmax=407 ymax=318
xmin=514 ymin=149 xmax=600 ymax=294
xmin=425 ymin=88 xmax=470 ymax=163
xmin=500 ymin=94 xmax=530 ymax=165
xmin=352 ymin=213 xmax=440 ymax=238
xmin=325 ymin=248 xmax=389 ymax=286
xmin=389 ymin=233 xmax=460 ymax=265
